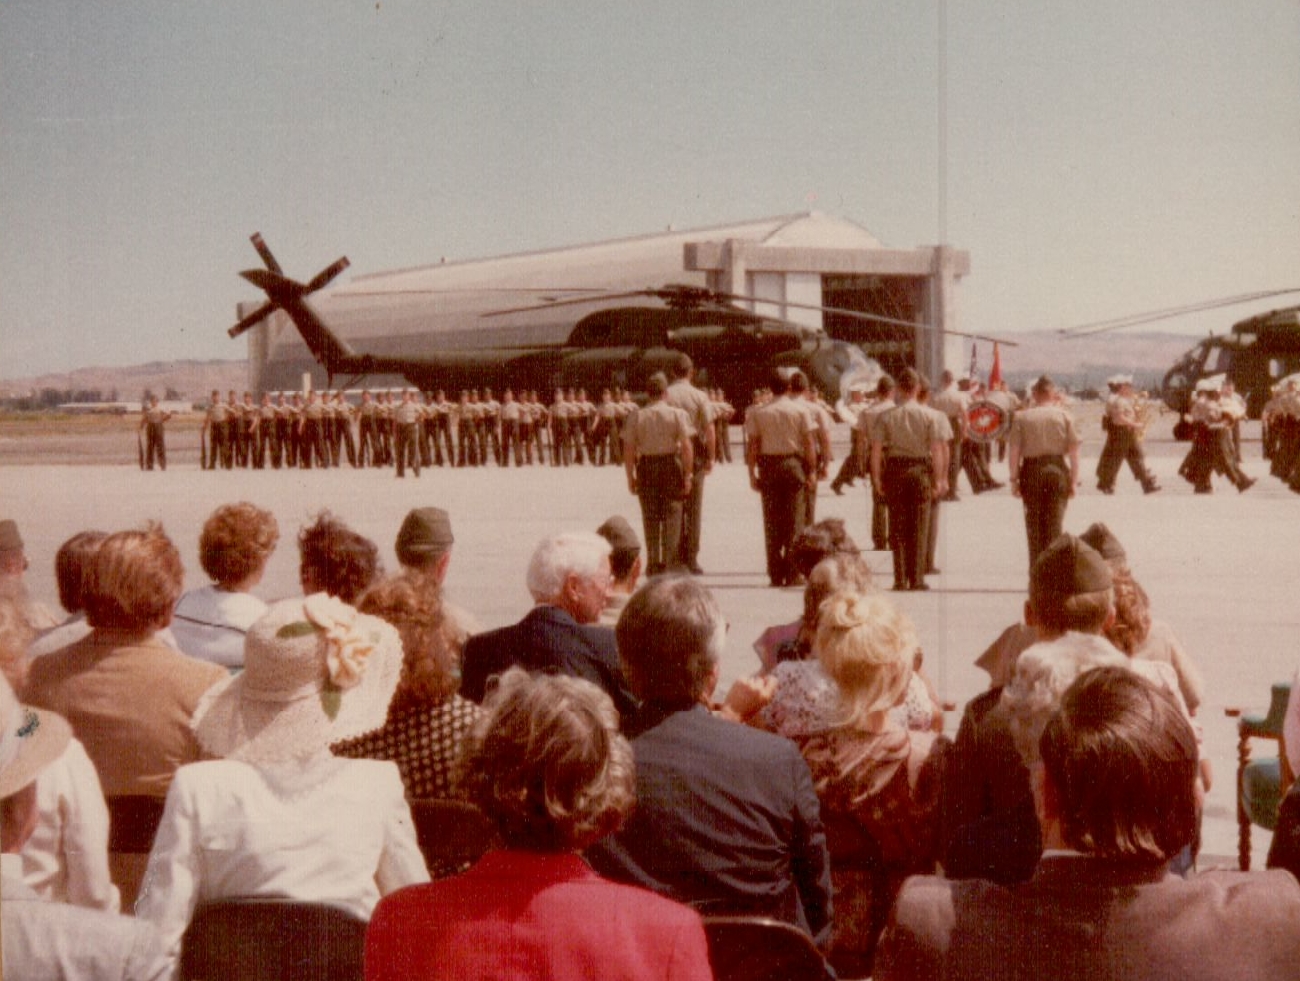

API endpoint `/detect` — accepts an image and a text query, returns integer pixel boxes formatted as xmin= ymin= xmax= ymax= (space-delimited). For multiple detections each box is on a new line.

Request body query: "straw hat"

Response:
xmin=0 ymin=675 xmax=70 ymax=798
xmin=193 ymin=593 xmax=402 ymax=763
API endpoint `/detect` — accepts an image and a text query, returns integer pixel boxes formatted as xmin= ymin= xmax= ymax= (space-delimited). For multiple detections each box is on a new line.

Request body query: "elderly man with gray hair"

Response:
xmin=459 ymin=532 xmax=636 ymax=719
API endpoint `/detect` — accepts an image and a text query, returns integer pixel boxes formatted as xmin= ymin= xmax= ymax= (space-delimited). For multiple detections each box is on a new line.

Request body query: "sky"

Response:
xmin=2 ymin=1 xmax=1297 ymax=378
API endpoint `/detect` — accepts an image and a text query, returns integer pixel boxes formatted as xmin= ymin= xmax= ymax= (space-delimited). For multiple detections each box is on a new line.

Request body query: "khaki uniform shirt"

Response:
xmin=1107 ymin=394 xmax=1140 ymax=429
xmin=872 ymin=400 xmax=945 ymax=458
xmin=1008 ymin=404 xmax=1080 ymax=458
xmin=666 ymin=380 xmax=713 ymax=436
xmin=746 ymin=396 xmax=814 ymax=455
xmin=393 ymin=400 xmax=421 ymax=425
xmin=626 ymin=400 xmax=694 ymax=456
xmin=929 ymin=386 xmax=969 ymax=425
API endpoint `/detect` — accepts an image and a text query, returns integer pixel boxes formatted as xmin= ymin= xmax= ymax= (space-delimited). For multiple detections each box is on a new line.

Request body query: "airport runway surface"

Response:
xmin=4 ymin=425 xmax=1297 ymax=867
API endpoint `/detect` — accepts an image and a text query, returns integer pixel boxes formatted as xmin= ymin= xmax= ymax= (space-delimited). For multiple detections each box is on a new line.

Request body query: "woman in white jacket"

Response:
xmin=137 ymin=593 xmax=429 ymax=970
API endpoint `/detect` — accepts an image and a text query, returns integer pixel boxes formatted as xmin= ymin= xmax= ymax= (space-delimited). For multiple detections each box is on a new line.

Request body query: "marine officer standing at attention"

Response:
xmin=392 ymin=388 xmax=422 ymax=478
xmin=665 ymin=354 xmax=715 ymax=574
xmin=1007 ymin=375 xmax=1082 ymax=566
xmin=870 ymin=367 xmax=947 ymax=592
xmin=138 ymin=395 xmax=172 ymax=471
xmin=624 ymin=372 xmax=695 ymax=576
xmin=745 ymin=369 xmax=817 ymax=588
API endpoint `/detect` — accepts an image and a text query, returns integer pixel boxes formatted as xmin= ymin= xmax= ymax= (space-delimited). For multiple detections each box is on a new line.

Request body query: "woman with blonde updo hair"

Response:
xmin=333 ymin=572 xmax=483 ymax=800
xmin=722 ymin=555 xmax=941 ymax=738
xmin=796 ymin=590 xmax=950 ymax=976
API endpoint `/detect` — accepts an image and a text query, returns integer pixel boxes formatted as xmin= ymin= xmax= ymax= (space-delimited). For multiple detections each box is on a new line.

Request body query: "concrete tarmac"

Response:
xmin=4 ymin=419 xmax=1296 ymax=868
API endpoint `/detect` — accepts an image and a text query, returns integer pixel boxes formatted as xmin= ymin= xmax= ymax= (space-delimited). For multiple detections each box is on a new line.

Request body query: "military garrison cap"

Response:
xmin=395 ymin=508 xmax=454 ymax=566
xmin=1029 ymin=533 xmax=1112 ymax=604
xmin=596 ymin=515 xmax=641 ymax=557
xmin=1079 ymin=522 xmax=1126 ymax=565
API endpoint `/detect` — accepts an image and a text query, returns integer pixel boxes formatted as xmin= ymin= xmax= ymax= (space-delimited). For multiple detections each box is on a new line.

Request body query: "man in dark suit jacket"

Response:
xmin=460 ymin=531 xmax=636 ymax=720
xmin=877 ymin=668 xmax=1300 ymax=981
xmin=586 ymin=577 xmax=833 ymax=949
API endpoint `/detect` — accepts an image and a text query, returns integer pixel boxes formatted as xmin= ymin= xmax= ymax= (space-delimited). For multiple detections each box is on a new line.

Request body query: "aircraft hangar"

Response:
xmin=242 ymin=211 xmax=969 ymax=393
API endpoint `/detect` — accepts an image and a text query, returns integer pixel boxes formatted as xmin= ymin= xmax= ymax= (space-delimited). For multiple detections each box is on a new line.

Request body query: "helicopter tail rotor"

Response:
xmin=228 ymin=233 xmax=349 ymax=339
xmin=250 ymin=233 xmax=282 ymax=274
xmin=229 ymin=302 xmax=276 ymax=339
xmin=306 ymin=256 xmax=351 ymax=294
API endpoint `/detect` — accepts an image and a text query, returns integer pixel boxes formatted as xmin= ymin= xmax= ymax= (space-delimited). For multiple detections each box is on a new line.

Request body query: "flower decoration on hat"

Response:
xmin=276 ymin=593 xmax=382 ymax=719
xmin=305 ymin=593 xmax=380 ymax=690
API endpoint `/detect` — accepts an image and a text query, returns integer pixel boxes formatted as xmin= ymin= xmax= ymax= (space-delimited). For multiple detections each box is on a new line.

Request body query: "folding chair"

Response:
xmin=407 ymin=798 xmax=498 ymax=879
xmin=702 ymin=915 xmax=830 ymax=981
xmin=1226 ymin=681 xmax=1294 ymax=869
xmin=179 ymin=898 xmax=367 ymax=981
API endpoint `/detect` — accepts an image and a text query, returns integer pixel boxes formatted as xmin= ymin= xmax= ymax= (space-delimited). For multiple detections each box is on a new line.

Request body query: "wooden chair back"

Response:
xmin=179 ymin=898 xmax=367 ymax=981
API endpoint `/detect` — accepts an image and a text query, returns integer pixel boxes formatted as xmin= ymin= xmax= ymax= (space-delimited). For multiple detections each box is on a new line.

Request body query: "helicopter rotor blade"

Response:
xmin=481 ymin=290 xmax=655 ymax=318
xmin=708 ymin=289 xmax=1018 ymax=347
xmin=306 ymin=256 xmax=351 ymax=294
xmin=249 ymin=233 xmax=282 ymax=275
xmin=1058 ymin=288 xmax=1300 ymax=338
xmin=228 ymin=302 xmax=276 ymax=339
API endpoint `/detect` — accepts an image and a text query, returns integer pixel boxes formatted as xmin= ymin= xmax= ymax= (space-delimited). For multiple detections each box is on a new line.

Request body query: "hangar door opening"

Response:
xmin=821 ymin=274 xmax=926 ymax=379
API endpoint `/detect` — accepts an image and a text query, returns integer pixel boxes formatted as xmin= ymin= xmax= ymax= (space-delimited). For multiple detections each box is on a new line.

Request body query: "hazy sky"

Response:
xmin=2 ymin=1 xmax=1297 ymax=377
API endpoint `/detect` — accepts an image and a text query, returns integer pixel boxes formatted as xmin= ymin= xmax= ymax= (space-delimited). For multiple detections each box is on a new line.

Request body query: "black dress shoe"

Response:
xmin=686 ymin=563 xmax=704 ymax=575
xmin=831 ymin=483 xmax=844 ymax=496
xmin=1144 ymin=483 xmax=1161 ymax=494
xmin=1097 ymin=485 xmax=1114 ymax=495
xmin=1238 ymin=477 xmax=1256 ymax=492
xmin=909 ymin=582 xmax=931 ymax=591
xmin=892 ymin=581 xmax=909 ymax=592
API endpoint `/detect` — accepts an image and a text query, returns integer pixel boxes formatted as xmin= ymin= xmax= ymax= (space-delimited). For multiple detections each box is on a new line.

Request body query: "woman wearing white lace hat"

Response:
xmin=136 ymin=593 xmax=429 ymax=970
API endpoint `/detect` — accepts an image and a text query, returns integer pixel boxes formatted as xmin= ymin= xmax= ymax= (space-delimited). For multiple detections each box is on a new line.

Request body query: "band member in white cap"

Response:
xmin=1096 ymin=375 xmax=1159 ymax=494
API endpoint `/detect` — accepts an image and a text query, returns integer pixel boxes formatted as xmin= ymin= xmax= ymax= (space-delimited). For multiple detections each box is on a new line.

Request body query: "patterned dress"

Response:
xmin=332 ymin=695 xmax=483 ymax=800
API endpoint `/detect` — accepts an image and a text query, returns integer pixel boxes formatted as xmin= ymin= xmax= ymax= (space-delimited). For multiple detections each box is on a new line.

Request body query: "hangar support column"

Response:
xmin=919 ymin=245 xmax=960 ymax=384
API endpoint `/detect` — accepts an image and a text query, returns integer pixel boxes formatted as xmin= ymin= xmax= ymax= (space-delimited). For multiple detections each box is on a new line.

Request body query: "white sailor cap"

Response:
xmin=1195 ymin=376 xmax=1223 ymax=393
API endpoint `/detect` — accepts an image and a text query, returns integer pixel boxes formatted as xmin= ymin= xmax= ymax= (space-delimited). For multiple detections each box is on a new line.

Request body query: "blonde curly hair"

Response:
xmin=815 ymin=591 xmax=917 ymax=730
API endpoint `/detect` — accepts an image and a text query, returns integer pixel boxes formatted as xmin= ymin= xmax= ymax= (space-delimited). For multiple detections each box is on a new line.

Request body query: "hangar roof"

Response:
xmin=338 ymin=212 xmax=884 ymax=297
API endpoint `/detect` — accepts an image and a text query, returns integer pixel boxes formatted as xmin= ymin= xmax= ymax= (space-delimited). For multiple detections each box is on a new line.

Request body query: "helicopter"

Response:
xmin=1159 ymin=305 xmax=1300 ymax=426
xmin=227 ymin=233 xmax=990 ymax=409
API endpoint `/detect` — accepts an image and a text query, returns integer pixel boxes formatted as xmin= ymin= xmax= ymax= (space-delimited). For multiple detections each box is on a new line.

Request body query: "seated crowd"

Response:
xmin=1 ymin=508 xmax=1298 ymax=981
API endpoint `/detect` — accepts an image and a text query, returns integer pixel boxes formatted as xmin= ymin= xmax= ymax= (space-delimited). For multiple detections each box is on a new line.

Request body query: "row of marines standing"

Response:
xmin=193 ymin=385 xmax=735 ymax=473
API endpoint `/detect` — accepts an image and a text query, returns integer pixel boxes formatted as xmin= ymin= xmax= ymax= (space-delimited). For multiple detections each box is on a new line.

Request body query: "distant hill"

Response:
xmin=990 ymin=330 xmax=1195 ymax=393
xmin=0 ymin=330 xmax=1199 ymax=401
xmin=0 ymin=360 xmax=248 ymax=403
